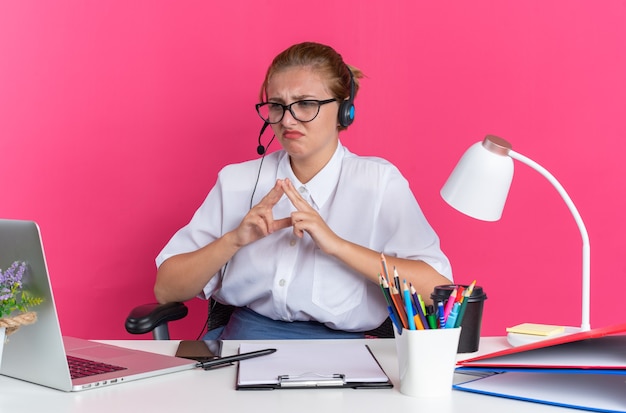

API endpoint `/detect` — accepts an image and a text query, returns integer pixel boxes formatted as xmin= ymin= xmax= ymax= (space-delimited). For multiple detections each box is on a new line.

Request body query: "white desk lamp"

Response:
xmin=440 ymin=135 xmax=590 ymax=346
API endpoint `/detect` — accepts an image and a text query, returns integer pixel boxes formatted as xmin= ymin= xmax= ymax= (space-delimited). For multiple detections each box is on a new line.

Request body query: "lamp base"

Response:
xmin=506 ymin=326 xmax=583 ymax=347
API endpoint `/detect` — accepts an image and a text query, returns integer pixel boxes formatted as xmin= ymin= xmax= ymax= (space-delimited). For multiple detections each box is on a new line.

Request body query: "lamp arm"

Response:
xmin=509 ymin=150 xmax=591 ymax=331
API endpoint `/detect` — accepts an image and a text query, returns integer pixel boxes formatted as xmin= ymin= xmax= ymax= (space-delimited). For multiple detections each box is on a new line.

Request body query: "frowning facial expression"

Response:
xmin=266 ymin=66 xmax=341 ymax=172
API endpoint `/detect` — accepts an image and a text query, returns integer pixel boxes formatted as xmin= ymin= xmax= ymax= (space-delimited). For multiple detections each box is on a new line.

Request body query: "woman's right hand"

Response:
xmin=233 ymin=179 xmax=293 ymax=247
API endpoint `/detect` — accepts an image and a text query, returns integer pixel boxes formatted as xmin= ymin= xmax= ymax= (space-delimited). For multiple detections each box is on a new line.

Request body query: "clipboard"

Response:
xmin=235 ymin=341 xmax=393 ymax=390
xmin=453 ymin=322 xmax=626 ymax=412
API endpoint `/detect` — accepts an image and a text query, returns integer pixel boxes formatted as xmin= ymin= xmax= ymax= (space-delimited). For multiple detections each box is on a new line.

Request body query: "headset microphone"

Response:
xmin=251 ymin=121 xmax=274 ymax=208
xmin=256 ymin=121 xmax=270 ymax=155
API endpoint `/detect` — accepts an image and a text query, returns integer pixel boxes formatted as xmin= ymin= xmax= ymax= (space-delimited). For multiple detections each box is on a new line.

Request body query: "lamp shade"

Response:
xmin=440 ymin=137 xmax=514 ymax=221
xmin=441 ymin=134 xmax=591 ymax=335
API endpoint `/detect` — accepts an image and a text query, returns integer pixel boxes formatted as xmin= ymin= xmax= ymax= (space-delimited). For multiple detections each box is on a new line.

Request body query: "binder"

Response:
xmin=454 ymin=371 xmax=626 ymax=413
xmin=453 ymin=322 xmax=626 ymax=412
xmin=235 ymin=341 xmax=393 ymax=390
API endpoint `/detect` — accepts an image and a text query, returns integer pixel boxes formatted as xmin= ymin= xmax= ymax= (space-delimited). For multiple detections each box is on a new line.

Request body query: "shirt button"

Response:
xmin=279 ymin=279 xmax=286 ymax=287
xmin=289 ymin=239 xmax=297 ymax=246
xmin=298 ymin=186 xmax=306 ymax=194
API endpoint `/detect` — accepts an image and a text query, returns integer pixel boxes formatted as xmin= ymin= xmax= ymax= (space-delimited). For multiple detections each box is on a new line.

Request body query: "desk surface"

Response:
xmin=0 ymin=337 xmax=577 ymax=413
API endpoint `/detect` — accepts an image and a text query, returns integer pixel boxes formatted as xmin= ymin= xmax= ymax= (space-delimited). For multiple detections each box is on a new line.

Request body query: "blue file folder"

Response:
xmin=454 ymin=323 xmax=626 ymax=412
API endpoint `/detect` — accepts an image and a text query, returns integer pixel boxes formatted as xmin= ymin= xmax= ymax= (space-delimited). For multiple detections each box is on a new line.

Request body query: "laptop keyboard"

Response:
xmin=67 ymin=355 xmax=127 ymax=379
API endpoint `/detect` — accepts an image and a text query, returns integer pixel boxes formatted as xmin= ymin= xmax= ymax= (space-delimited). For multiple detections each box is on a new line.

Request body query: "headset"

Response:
xmin=338 ymin=67 xmax=356 ymax=128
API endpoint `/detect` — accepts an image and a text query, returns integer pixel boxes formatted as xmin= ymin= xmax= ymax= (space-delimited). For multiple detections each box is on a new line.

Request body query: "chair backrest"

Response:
xmin=364 ymin=318 xmax=394 ymax=338
xmin=206 ymin=299 xmax=393 ymax=338
xmin=207 ymin=299 xmax=235 ymax=331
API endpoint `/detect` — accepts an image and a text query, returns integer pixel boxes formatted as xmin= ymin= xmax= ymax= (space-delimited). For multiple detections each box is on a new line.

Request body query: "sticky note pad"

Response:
xmin=506 ymin=323 xmax=565 ymax=336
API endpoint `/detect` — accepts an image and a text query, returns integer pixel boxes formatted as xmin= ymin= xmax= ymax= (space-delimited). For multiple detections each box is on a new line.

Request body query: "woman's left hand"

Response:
xmin=279 ymin=178 xmax=343 ymax=255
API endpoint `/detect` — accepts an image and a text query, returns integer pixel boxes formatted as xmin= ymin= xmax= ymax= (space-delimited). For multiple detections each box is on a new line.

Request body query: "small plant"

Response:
xmin=0 ymin=261 xmax=43 ymax=319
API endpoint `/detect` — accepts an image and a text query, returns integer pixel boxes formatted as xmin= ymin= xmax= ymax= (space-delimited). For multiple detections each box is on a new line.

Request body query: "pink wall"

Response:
xmin=1 ymin=1 xmax=624 ymax=339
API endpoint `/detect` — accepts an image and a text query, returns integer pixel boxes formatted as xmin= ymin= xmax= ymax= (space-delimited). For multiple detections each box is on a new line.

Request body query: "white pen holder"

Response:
xmin=394 ymin=327 xmax=461 ymax=397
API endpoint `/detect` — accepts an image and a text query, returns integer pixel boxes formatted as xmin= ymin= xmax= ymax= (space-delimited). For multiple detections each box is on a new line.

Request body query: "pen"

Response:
xmin=437 ymin=301 xmax=446 ymax=328
xmin=443 ymin=287 xmax=457 ymax=323
xmin=196 ymin=348 xmax=277 ymax=370
xmin=403 ymin=281 xmax=416 ymax=330
xmin=426 ymin=305 xmax=438 ymax=329
xmin=445 ymin=302 xmax=460 ymax=328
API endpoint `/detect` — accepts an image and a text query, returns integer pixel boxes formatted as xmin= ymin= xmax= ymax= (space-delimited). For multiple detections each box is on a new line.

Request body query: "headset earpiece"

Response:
xmin=338 ymin=67 xmax=356 ymax=128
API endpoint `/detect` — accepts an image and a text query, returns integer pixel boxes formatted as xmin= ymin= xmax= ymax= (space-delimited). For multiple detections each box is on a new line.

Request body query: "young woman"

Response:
xmin=154 ymin=42 xmax=452 ymax=339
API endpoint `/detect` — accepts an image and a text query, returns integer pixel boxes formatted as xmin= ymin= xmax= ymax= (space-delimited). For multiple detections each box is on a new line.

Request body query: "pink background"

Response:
xmin=1 ymin=1 xmax=624 ymax=339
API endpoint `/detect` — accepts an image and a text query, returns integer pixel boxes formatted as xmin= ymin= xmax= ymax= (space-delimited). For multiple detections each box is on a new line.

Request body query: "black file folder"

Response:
xmin=235 ymin=341 xmax=393 ymax=390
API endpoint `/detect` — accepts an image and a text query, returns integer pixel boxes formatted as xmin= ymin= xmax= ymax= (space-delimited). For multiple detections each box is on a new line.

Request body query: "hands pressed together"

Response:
xmin=234 ymin=178 xmax=342 ymax=255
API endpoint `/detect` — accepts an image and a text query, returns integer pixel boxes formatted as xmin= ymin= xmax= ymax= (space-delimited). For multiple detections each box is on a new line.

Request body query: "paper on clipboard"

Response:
xmin=236 ymin=341 xmax=392 ymax=390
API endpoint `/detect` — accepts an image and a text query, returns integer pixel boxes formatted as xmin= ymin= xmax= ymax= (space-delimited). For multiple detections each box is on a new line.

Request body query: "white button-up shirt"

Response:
xmin=156 ymin=142 xmax=452 ymax=331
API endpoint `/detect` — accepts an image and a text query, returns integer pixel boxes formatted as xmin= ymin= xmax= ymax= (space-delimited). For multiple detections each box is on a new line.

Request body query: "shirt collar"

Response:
xmin=277 ymin=141 xmax=345 ymax=210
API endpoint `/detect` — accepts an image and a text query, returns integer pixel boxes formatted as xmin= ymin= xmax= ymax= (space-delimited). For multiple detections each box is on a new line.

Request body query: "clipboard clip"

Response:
xmin=277 ymin=373 xmax=346 ymax=388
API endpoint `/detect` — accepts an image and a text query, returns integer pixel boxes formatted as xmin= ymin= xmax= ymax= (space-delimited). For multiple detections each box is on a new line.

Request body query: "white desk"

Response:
xmin=0 ymin=337 xmax=577 ymax=413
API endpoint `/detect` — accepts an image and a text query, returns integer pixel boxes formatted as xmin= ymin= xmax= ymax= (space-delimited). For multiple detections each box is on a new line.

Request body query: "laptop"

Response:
xmin=0 ymin=219 xmax=197 ymax=391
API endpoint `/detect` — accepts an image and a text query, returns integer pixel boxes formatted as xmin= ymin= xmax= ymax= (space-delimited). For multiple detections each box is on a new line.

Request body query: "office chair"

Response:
xmin=125 ymin=300 xmax=394 ymax=340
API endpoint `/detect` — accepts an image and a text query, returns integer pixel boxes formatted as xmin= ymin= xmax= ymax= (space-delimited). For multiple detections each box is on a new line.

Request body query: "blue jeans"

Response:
xmin=202 ymin=307 xmax=365 ymax=340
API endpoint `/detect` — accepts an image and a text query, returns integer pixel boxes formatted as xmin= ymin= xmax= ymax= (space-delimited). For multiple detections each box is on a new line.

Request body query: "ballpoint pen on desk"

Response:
xmin=196 ymin=348 xmax=277 ymax=370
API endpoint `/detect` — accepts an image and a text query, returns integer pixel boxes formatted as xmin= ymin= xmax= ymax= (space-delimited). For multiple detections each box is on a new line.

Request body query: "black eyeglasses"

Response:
xmin=255 ymin=99 xmax=337 ymax=124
